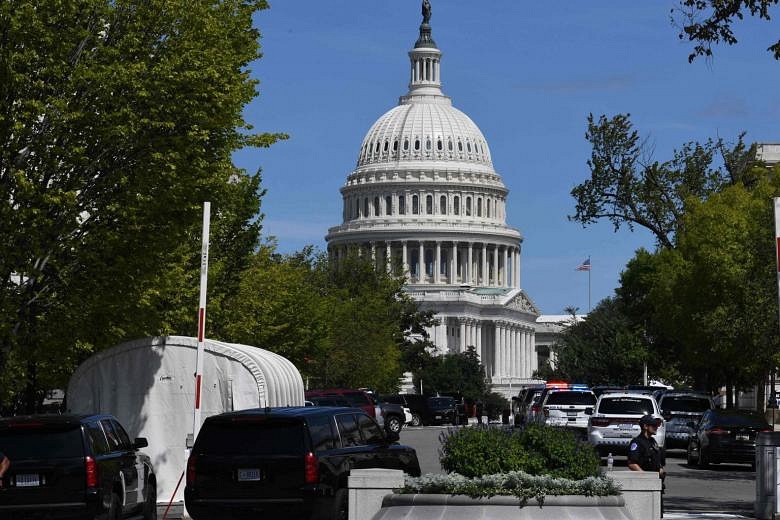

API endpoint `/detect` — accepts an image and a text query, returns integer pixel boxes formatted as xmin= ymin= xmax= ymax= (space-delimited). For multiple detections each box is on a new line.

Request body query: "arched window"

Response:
xmin=458 ymin=141 xmax=463 ymax=152
xmin=393 ymin=140 xmax=398 ymax=152
xmin=448 ymin=140 xmax=453 ymax=151
xmin=465 ymin=197 xmax=472 ymax=216
xmin=375 ymin=141 xmax=380 ymax=152
xmin=383 ymin=141 xmax=389 ymax=152
xmin=467 ymin=142 xmax=472 ymax=153
xmin=364 ymin=198 xmax=369 ymax=218
xmin=454 ymin=196 xmax=460 ymax=215
xmin=477 ymin=198 xmax=482 ymax=217
xmin=487 ymin=199 xmax=491 ymax=218
xmin=426 ymin=139 xmax=431 ymax=150
xmin=440 ymin=195 xmax=447 ymax=214
xmin=412 ymin=195 xmax=419 ymax=215
xmin=385 ymin=196 xmax=392 ymax=215
xmin=399 ymin=195 xmax=406 ymax=215
xmin=414 ymin=139 xmax=420 ymax=151
xmin=426 ymin=195 xmax=433 ymax=214
xmin=404 ymin=139 xmax=409 ymax=151
xmin=437 ymin=139 xmax=443 ymax=151
xmin=373 ymin=197 xmax=380 ymax=216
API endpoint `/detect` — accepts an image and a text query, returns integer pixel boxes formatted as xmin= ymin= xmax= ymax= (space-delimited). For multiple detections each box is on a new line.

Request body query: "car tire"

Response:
xmin=410 ymin=413 xmax=422 ymax=427
xmin=686 ymin=445 xmax=697 ymax=467
xmin=330 ymin=488 xmax=347 ymax=520
xmin=386 ymin=416 xmax=402 ymax=434
xmin=698 ymin=447 xmax=709 ymax=469
xmin=143 ymin=479 xmax=157 ymax=520
xmin=100 ymin=492 xmax=121 ymax=520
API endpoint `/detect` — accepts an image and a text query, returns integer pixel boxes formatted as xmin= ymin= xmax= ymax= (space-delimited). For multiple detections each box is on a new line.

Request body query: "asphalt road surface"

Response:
xmin=399 ymin=426 xmax=756 ymax=515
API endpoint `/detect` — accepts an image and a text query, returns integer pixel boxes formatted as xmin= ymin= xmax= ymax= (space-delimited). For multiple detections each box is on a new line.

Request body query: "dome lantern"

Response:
xmin=406 ymin=0 xmax=444 ymax=99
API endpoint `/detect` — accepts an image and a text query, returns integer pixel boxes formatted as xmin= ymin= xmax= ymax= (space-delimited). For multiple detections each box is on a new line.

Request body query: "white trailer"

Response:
xmin=66 ymin=335 xmax=305 ymax=505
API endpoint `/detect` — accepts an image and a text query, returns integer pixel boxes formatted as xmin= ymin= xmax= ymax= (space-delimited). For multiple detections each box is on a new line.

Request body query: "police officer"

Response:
xmin=628 ymin=414 xmax=666 ymax=516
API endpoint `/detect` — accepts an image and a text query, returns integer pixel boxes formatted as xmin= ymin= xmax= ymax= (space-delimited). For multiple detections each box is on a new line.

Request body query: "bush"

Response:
xmin=399 ymin=471 xmax=620 ymax=501
xmin=439 ymin=424 xmax=600 ymax=480
xmin=482 ymin=391 xmax=509 ymax=420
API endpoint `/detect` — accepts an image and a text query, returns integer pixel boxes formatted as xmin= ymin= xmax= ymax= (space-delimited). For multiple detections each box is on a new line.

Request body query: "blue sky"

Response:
xmin=233 ymin=1 xmax=780 ymax=315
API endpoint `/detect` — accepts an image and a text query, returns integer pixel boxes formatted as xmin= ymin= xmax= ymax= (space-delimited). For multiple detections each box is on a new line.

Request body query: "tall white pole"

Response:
xmin=775 ymin=199 xmax=780 ymax=328
xmin=192 ymin=202 xmax=211 ymax=440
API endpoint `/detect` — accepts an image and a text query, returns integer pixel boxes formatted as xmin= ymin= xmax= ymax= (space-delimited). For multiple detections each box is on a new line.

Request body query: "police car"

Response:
xmin=535 ymin=386 xmax=596 ymax=431
xmin=586 ymin=391 xmax=665 ymax=456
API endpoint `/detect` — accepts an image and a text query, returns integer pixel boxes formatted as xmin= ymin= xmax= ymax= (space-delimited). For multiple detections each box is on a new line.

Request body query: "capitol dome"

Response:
xmin=325 ymin=2 xmax=543 ymax=395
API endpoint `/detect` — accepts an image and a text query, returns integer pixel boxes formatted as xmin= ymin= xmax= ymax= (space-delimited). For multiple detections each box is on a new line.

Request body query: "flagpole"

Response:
xmin=588 ymin=256 xmax=591 ymax=313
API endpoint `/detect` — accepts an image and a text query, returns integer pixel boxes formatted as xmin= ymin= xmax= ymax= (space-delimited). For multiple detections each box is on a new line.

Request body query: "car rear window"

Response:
xmin=662 ymin=396 xmax=711 ymax=413
xmin=197 ymin=419 xmax=305 ymax=455
xmin=713 ymin=414 xmax=769 ymax=429
xmin=0 ymin=426 xmax=84 ymax=459
xmin=598 ymin=397 xmax=655 ymax=415
xmin=428 ymin=398 xmax=454 ymax=407
xmin=546 ymin=391 xmax=596 ymax=406
xmin=335 ymin=393 xmax=370 ymax=407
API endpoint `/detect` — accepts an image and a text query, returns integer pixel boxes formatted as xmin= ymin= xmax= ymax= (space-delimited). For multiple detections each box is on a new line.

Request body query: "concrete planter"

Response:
xmin=371 ymin=493 xmax=633 ymax=519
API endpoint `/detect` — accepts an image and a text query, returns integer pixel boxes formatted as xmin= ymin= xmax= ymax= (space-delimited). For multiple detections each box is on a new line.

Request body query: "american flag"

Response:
xmin=576 ymin=258 xmax=591 ymax=271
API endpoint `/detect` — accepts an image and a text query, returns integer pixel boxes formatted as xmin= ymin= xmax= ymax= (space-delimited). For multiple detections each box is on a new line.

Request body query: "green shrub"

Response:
xmin=399 ymin=471 xmax=620 ymax=501
xmin=482 ymin=391 xmax=509 ymax=420
xmin=439 ymin=424 xmax=600 ymax=480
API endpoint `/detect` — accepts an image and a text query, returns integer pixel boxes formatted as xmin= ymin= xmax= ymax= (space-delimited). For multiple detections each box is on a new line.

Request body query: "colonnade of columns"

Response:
xmin=330 ymin=240 xmax=521 ymax=288
xmin=429 ymin=318 xmax=536 ymax=379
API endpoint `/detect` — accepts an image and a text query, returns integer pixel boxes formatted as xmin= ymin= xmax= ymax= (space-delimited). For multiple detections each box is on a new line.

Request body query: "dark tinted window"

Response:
xmin=336 ymin=393 xmax=371 ymax=408
xmin=196 ymin=419 xmax=305 ymax=455
xmin=357 ymin=414 xmax=384 ymax=445
xmin=382 ymin=395 xmax=403 ymax=405
xmin=336 ymin=414 xmax=361 ymax=447
xmin=428 ymin=398 xmax=455 ymax=407
xmin=598 ymin=397 xmax=654 ymax=415
xmin=307 ymin=415 xmax=335 ymax=452
xmin=111 ymin=420 xmax=132 ymax=448
xmin=712 ymin=413 xmax=770 ymax=429
xmin=101 ymin=419 xmax=123 ymax=451
xmin=546 ymin=391 xmax=596 ymax=406
xmin=661 ymin=396 xmax=711 ymax=413
xmin=86 ymin=422 xmax=109 ymax=455
xmin=310 ymin=397 xmax=349 ymax=407
xmin=0 ymin=427 xmax=84 ymax=459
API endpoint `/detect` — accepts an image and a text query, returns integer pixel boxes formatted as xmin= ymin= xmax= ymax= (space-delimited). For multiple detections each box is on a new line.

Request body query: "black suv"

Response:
xmin=0 ymin=414 xmax=156 ymax=520
xmin=185 ymin=407 xmax=421 ymax=520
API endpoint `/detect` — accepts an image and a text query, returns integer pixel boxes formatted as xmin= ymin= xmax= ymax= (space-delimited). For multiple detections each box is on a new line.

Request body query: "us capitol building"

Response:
xmin=326 ymin=3 xmax=559 ymax=396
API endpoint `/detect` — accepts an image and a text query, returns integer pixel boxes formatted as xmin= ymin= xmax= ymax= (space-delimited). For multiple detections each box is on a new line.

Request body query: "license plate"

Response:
xmin=567 ymin=411 xmax=578 ymax=416
xmin=736 ymin=434 xmax=750 ymax=441
xmin=15 ymin=474 xmax=40 ymax=487
xmin=619 ymin=424 xmax=635 ymax=430
xmin=435 ymin=415 xmax=442 ymax=419
xmin=237 ymin=468 xmax=262 ymax=482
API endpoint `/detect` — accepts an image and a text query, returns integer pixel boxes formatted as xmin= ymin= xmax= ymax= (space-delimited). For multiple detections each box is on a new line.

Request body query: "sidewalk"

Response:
xmin=664 ymin=511 xmax=752 ymax=519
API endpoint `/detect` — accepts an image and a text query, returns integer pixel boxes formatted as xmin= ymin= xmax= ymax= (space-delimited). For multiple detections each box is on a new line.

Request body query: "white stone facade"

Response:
xmin=325 ymin=11 xmax=542 ymax=396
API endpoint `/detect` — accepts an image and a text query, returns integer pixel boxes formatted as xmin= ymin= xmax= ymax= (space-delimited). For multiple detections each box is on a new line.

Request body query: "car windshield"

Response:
xmin=713 ymin=414 xmax=769 ymax=429
xmin=662 ymin=396 xmax=711 ymax=413
xmin=429 ymin=398 xmax=454 ymax=407
xmin=197 ymin=419 xmax=304 ymax=455
xmin=546 ymin=391 xmax=596 ymax=406
xmin=0 ymin=426 xmax=84 ymax=459
xmin=598 ymin=397 xmax=655 ymax=415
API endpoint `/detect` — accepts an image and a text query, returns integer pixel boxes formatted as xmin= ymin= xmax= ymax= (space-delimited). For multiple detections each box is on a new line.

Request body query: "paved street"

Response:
xmin=400 ymin=427 xmax=756 ymax=517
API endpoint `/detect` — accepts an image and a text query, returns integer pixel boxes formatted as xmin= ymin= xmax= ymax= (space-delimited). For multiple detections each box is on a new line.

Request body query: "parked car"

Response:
xmin=306 ymin=392 xmax=405 ymax=435
xmin=377 ymin=402 xmax=407 ymax=434
xmin=586 ymin=392 xmax=665 ymax=456
xmin=513 ymin=385 xmax=545 ymax=424
xmin=658 ymin=391 xmax=713 ymax=449
xmin=687 ymin=409 xmax=771 ymax=469
xmin=382 ymin=394 xmax=434 ymax=427
xmin=536 ymin=389 xmax=597 ymax=432
xmin=525 ymin=390 xmax=545 ymax=424
xmin=0 ymin=414 xmax=156 ymax=520
xmin=427 ymin=396 xmax=458 ymax=425
xmin=184 ymin=406 xmax=421 ymax=520
xmin=305 ymin=389 xmax=376 ymax=417
xmin=591 ymin=386 xmax=626 ymax=398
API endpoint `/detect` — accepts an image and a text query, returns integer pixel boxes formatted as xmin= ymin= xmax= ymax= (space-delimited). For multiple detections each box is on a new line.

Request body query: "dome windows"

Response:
xmin=465 ymin=197 xmax=472 ymax=216
xmin=364 ymin=198 xmax=369 ymax=218
xmin=425 ymin=139 xmax=431 ymax=151
xmin=453 ymin=196 xmax=460 ymax=215
xmin=399 ymin=195 xmax=406 ymax=215
xmin=375 ymin=141 xmax=380 ymax=153
xmin=440 ymin=195 xmax=447 ymax=214
xmin=385 ymin=196 xmax=392 ymax=215
xmin=458 ymin=141 xmax=463 ymax=152
xmin=373 ymin=197 xmax=380 ymax=216
xmin=404 ymin=139 xmax=409 ymax=151
xmin=383 ymin=141 xmax=389 ymax=152
xmin=477 ymin=197 xmax=482 ymax=217
xmin=437 ymin=139 xmax=443 ymax=151
xmin=393 ymin=140 xmax=398 ymax=152
xmin=414 ymin=139 xmax=420 ymax=151
xmin=412 ymin=195 xmax=419 ymax=215
xmin=448 ymin=140 xmax=453 ymax=151
xmin=487 ymin=199 xmax=491 ymax=218
xmin=467 ymin=142 xmax=472 ymax=153
xmin=426 ymin=195 xmax=433 ymax=214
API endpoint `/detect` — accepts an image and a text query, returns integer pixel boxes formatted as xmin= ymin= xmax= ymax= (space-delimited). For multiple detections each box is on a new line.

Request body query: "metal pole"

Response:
xmin=644 ymin=363 xmax=648 ymax=386
xmin=192 ymin=202 xmax=211 ymax=440
xmin=588 ymin=256 xmax=592 ymax=313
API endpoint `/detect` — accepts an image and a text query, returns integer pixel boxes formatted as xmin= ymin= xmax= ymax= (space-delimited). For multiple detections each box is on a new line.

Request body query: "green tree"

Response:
xmin=0 ymin=0 xmax=286 ymax=410
xmin=570 ymin=114 xmax=754 ymax=248
xmin=673 ymin=0 xmax=780 ymax=62
xmin=415 ymin=347 xmax=487 ymax=400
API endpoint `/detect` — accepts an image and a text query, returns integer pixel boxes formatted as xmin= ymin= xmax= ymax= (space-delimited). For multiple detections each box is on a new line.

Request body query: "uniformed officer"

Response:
xmin=628 ymin=414 xmax=666 ymax=516
xmin=627 ymin=414 xmax=666 ymax=475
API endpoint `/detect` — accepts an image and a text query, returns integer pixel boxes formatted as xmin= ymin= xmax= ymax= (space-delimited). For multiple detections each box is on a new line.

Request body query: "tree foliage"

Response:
xmin=673 ymin=0 xmax=780 ymax=62
xmin=0 ymin=0 xmax=287 ymax=410
xmin=570 ymin=114 xmax=755 ymax=249
xmin=414 ymin=347 xmax=487 ymax=400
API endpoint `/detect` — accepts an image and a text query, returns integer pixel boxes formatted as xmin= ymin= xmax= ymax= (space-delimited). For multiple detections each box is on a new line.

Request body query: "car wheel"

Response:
xmin=386 ymin=416 xmax=402 ymax=434
xmin=99 ymin=492 xmax=121 ymax=520
xmin=330 ymin=488 xmax=347 ymax=520
xmin=410 ymin=413 xmax=422 ymax=427
xmin=686 ymin=445 xmax=697 ymax=467
xmin=143 ymin=479 xmax=157 ymax=520
xmin=698 ymin=446 xmax=709 ymax=469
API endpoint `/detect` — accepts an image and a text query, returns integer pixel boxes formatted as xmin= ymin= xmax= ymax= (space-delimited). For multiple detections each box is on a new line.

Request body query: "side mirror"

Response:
xmin=134 ymin=437 xmax=148 ymax=449
xmin=386 ymin=430 xmax=400 ymax=443
xmin=584 ymin=408 xmax=593 ymax=415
